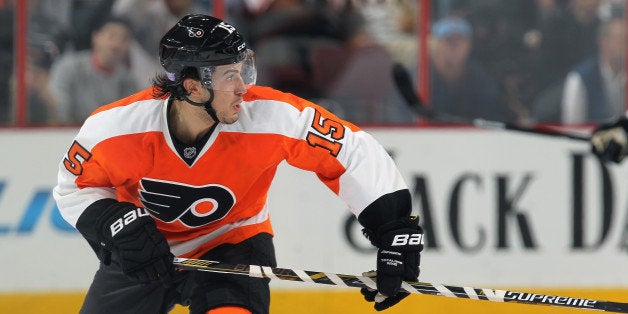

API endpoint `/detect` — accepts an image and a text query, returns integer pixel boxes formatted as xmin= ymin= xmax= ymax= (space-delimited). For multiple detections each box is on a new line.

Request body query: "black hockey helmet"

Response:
xmin=159 ymin=14 xmax=256 ymax=91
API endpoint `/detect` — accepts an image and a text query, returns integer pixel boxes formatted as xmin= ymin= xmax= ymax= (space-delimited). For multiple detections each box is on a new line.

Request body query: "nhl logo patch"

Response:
xmin=187 ymin=27 xmax=204 ymax=38
xmin=183 ymin=147 xmax=197 ymax=159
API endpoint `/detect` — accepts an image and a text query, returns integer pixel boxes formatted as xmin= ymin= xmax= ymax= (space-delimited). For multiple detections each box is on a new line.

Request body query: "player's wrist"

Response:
xmin=75 ymin=198 xmax=119 ymax=243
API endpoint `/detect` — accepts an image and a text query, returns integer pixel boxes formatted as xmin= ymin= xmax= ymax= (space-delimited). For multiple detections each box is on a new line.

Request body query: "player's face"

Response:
xmin=208 ymin=63 xmax=248 ymax=124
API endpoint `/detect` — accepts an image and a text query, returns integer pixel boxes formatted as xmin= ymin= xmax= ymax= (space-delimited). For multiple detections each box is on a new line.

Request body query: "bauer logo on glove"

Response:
xmin=109 ymin=207 xmax=150 ymax=237
xmin=391 ymin=233 xmax=424 ymax=246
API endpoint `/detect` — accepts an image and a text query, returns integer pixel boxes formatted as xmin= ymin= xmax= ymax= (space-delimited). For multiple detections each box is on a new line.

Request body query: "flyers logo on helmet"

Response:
xmin=187 ymin=27 xmax=204 ymax=38
xmin=139 ymin=178 xmax=236 ymax=227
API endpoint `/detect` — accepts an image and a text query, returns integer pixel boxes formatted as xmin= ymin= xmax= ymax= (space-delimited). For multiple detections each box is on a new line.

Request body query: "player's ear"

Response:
xmin=182 ymin=78 xmax=203 ymax=96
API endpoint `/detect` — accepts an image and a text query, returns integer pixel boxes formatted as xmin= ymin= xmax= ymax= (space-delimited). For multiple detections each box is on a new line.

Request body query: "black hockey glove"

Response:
xmin=591 ymin=117 xmax=628 ymax=163
xmin=97 ymin=202 xmax=175 ymax=285
xmin=361 ymin=216 xmax=423 ymax=311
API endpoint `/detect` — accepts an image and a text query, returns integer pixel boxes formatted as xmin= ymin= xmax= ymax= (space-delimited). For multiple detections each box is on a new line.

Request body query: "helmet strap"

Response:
xmin=182 ymin=90 xmax=218 ymax=122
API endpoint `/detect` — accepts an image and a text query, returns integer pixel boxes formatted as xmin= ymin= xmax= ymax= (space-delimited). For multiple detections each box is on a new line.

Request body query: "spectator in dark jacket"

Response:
xmin=429 ymin=16 xmax=515 ymax=122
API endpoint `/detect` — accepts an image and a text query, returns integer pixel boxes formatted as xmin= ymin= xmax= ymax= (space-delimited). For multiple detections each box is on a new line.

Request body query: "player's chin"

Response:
xmin=220 ymin=113 xmax=239 ymax=124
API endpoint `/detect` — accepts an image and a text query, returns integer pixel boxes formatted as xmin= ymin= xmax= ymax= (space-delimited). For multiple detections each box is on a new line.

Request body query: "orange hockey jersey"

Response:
xmin=53 ymin=85 xmax=409 ymax=258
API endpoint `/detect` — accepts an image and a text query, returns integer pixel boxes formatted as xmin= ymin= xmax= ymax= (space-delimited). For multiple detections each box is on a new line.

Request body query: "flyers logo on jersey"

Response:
xmin=139 ymin=178 xmax=235 ymax=227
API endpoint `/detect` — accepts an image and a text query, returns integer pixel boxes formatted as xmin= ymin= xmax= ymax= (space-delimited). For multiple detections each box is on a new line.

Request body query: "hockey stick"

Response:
xmin=174 ymin=258 xmax=628 ymax=313
xmin=391 ymin=63 xmax=591 ymax=142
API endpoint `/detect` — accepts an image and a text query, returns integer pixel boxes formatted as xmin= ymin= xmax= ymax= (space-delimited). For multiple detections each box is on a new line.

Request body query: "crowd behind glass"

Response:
xmin=0 ymin=0 xmax=625 ymax=126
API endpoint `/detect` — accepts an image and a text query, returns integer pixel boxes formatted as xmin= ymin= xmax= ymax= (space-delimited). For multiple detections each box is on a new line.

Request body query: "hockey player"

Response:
xmin=53 ymin=14 xmax=423 ymax=313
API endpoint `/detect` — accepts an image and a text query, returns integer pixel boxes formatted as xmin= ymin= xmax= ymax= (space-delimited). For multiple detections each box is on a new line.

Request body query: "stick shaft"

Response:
xmin=174 ymin=258 xmax=628 ymax=313
xmin=391 ymin=63 xmax=590 ymax=142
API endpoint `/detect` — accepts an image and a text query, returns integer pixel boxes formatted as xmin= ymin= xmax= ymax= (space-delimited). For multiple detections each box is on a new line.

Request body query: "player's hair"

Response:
xmin=151 ymin=67 xmax=199 ymax=100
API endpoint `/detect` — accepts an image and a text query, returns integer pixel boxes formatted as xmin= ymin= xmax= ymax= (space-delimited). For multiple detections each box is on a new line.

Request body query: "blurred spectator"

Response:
xmin=249 ymin=0 xmax=354 ymax=99
xmin=359 ymin=0 xmax=408 ymax=46
xmin=113 ymin=0 xmax=203 ymax=87
xmin=461 ymin=0 xmax=539 ymax=120
xmin=598 ymin=0 xmax=626 ymax=20
xmin=530 ymin=0 xmax=602 ymax=100
xmin=436 ymin=1 xmax=571 ymax=122
xmin=561 ymin=17 xmax=626 ymax=123
xmin=30 ymin=0 xmax=159 ymax=91
xmin=312 ymin=33 xmax=416 ymax=124
xmin=48 ymin=16 xmax=138 ymax=124
xmin=247 ymin=0 xmax=349 ymax=45
xmin=307 ymin=2 xmax=415 ymax=124
xmin=429 ymin=16 xmax=515 ymax=122
xmin=26 ymin=42 xmax=57 ymax=124
xmin=341 ymin=0 xmax=419 ymax=71
xmin=32 ymin=0 xmax=116 ymax=52
xmin=385 ymin=0 xmax=419 ymax=70
xmin=69 ymin=0 xmax=117 ymax=50
xmin=113 ymin=0 xmax=205 ymax=61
